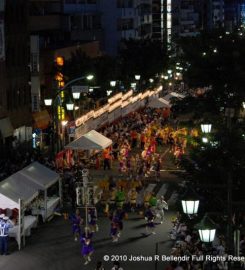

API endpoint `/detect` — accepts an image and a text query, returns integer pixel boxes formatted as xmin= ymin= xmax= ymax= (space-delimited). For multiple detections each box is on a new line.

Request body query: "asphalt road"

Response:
xmin=1 ymin=146 xmax=182 ymax=270
xmin=1 ymin=210 xmax=176 ymax=270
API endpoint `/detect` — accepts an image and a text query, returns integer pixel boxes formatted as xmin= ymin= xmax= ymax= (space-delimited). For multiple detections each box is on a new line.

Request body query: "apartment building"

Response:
xmin=63 ymin=0 xmax=153 ymax=55
xmin=0 ymin=0 xmax=31 ymax=152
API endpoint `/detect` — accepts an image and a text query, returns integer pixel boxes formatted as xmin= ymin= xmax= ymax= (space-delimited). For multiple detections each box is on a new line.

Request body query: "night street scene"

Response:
xmin=0 ymin=1 xmax=245 ymax=270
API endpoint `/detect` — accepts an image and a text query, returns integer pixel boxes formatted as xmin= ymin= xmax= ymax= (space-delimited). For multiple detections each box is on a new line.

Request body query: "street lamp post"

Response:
xmin=110 ymin=80 xmax=116 ymax=87
xmin=181 ymin=187 xmax=200 ymax=215
xmin=200 ymin=124 xmax=212 ymax=133
xmin=44 ymin=75 xmax=94 ymax=156
xmin=201 ymin=123 xmax=212 ymax=143
xmin=196 ymin=214 xmax=217 ymax=243
xmin=135 ymin=74 xmax=141 ymax=92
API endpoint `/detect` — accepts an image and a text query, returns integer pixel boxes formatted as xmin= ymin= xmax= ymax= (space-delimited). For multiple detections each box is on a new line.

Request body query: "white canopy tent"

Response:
xmin=0 ymin=172 xmax=39 ymax=209
xmin=0 ymin=173 xmax=40 ymax=250
xmin=148 ymin=98 xmax=171 ymax=109
xmin=65 ymin=129 xmax=112 ymax=150
xmin=162 ymin=91 xmax=185 ymax=103
xmin=19 ymin=162 xmax=62 ymax=221
xmin=19 ymin=162 xmax=60 ymax=190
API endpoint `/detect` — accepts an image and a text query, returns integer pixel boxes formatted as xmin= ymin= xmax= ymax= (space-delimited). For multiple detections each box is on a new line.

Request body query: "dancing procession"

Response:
xmin=59 ymin=104 xmax=201 ymax=268
xmin=1 ymin=3 xmax=245 ymax=268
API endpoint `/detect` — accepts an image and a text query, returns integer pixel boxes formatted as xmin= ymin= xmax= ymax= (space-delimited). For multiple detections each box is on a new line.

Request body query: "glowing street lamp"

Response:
xmin=135 ymin=75 xmax=141 ymax=80
xmin=72 ymin=89 xmax=81 ymax=100
xmin=44 ymin=98 xmax=52 ymax=106
xmin=196 ymin=215 xmax=217 ymax=243
xmin=66 ymin=100 xmax=74 ymax=111
xmin=86 ymin=74 xmax=94 ymax=80
xmin=110 ymin=81 xmax=116 ymax=87
xmin=202 ymin=137 xmax=208 ymax=143
xmin=201 ymin=124 xmax=212 ymax=134
xmin=181 ymin=188 xmax=200 ymax=215
xmin=107 ymin=90 xmax=113 ymax=96
xmin=61 ymin=120 xmax=68 ymax=126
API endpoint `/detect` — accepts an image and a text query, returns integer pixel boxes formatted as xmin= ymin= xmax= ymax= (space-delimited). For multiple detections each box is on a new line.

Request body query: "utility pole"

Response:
xmin=76 ymin=169 xmax=95 ymax=237
xmin=225 ymin=108 xmax=235 ymax=257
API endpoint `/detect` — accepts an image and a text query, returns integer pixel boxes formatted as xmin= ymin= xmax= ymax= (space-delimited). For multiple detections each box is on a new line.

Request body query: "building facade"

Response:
xmin=63 ymin=0 xmax=153 ymax=55
xmin=0 ymin=0 xmax=32 ymax=153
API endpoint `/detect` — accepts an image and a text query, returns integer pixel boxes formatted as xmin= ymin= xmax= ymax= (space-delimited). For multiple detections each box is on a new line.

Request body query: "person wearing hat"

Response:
xmin=0 ymin=216 xmax=14 ymax=255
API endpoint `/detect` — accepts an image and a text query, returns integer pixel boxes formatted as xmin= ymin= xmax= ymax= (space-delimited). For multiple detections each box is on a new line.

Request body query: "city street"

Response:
xmin=1 ymin=149 xmax=182 ymax=270
xmin=1 ymin=180 xmax=180 ymax=270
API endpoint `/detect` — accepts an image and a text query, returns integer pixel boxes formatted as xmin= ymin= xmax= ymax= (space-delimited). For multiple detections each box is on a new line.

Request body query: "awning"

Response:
xmin=19 ymin=162 xmax=60 ymax=190
xmin=148 ymin=98 xmax=171 ymax=108
xmin=0 ymin=173 xmax=39 ymax=209
xmin=65 ymin=129 xmax=112 ymax=150
xmin=162 ymin=92 xmax=185 ymax=102
xmin=0 ymin=117 xmax=13 ymax=138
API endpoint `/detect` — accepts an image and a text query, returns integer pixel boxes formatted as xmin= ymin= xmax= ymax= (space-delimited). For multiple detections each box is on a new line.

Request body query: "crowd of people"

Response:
xmin=100 ymin=107 xmax=189 ymax=176
xmin=165 ymin=213 xmax=240 ymax=270
xmin=3 ymin=104 xmax=240 ymax=270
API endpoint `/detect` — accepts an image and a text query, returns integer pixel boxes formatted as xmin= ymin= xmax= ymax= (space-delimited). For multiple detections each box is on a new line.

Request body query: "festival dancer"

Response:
xmin=81 ymin=227 xmax=94 ymax=265
xmin=156 ymin=196 xmax=168 ymax=224
xmin=88 ymin=208 xmax=98 ymax=232
xmin=70 ymin=209 xmax=83 ymax=241
xmin=110 ymin=220 xmax=119 ymax=242
xmin=128 ymin=188 xmax=137 ymax=212
xmin=145 ymin=207 xmax=156 ymax=235
xmin=114 ymin=207 xmax=126 ymax=237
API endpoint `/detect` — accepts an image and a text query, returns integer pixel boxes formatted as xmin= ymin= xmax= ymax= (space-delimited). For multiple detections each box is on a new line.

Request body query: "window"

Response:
xmin=117 ymin=0 xmax=133 ymax=8
xmin=117 ymin=18 xmax=134 ymax=30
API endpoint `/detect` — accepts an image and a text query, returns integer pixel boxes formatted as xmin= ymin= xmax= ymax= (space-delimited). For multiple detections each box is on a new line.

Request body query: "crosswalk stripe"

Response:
xmin=168 ymin=191 xmax=179 ymax=205
xmin=156 ymin=183 xmax=168 ymax=197
xmin=144 ymin=183 xmax=156 ymax=193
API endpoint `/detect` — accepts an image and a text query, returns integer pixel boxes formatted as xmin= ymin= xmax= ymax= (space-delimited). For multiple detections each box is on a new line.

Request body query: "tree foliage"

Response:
xmin=173 ymin=30 xmax=245 ymax=202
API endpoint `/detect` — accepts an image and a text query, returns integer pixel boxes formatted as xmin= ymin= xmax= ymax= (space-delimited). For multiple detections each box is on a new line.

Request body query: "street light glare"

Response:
xmin=66 ymin=102 xmax=74 ymax=111
xmin=135 ymin=75 xmax=141 ymax=80
xmin=201 ymin=124 xmax=212 ymax=133
xmin=110 ymin=81 xmax=116 ymax=87
xmin=44 ymin=98 xmax=52 ymax=106
xmin=202 ymin=137 xmax=208 ymax=143
xmin=61 ymin=120 xmax=68 ymax=126
xmin=86 ymin=74 xmax=94 ymax=80
xmin=72 ymin=92 xmax=81 ymax=100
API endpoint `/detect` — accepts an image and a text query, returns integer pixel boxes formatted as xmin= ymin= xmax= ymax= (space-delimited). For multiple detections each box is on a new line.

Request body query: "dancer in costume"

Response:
xmin=81 ymin=227 xmax=94 ymax=265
